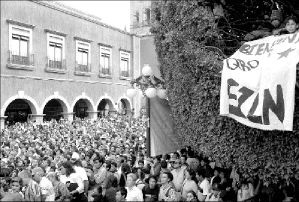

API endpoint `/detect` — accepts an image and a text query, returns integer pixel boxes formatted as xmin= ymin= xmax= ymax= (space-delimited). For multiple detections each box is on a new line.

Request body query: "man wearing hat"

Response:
xmin=71 ymin=152 xmax=89 ymax=197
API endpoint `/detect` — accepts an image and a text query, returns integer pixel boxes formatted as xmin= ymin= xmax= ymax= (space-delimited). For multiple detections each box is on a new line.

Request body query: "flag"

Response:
xmin=150 ymin=97 xmax=180 ymax=156
xmin=220 ymin=33 xmax=299 ymax=131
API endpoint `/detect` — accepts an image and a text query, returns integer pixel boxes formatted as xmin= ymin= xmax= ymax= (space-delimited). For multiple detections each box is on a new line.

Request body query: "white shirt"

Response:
xmin=171 ymin=167 xmax=185 ymax=191
xmin=126 ymin=186 xmax=143 ymax=201
xmin=60 ymin=173 xmax=84 ymax=194
xmin=74 ymin=166 xmax=88 ymax=181
xmin=200 ymin=178 xmax=211 ymax=196
xmin=39 ymin=177 xmax=55 ymax=201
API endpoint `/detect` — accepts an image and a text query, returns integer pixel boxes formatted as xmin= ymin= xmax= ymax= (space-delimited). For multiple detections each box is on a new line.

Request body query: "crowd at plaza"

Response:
xmin=0 ymin=114 xmax=298 ymax=202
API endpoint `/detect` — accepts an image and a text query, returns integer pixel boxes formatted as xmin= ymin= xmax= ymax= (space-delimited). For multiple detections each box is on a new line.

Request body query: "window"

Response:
xmin=99 ymin=46 xmax=112 ymax=76
xmin=75 ymin=41 xmax=91 ymax=72
xmin=47 ymin=33 xmax=65 ymax=70
xmin=135 ymin=11 xmax=140 ymax=23
xmin=143 ymin=8 xmax=151 ymax=24
xmin=8 ymin=24 xmax=33 ymax=67
xmin=120 ymin=51 xmax=130 ymax=78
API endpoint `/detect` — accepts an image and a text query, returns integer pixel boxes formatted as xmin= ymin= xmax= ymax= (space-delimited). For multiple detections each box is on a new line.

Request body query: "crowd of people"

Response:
xmin=1 ymin=114 xmax=299 ymax=202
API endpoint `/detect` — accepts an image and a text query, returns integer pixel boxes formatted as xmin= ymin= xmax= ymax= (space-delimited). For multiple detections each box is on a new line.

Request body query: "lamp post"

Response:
xmin=126 ymin=64 xmax=166 ymax=157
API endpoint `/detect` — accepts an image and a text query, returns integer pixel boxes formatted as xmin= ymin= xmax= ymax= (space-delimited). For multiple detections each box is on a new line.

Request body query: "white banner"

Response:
xmin=220 ymin=33 xmax=299 ymax=131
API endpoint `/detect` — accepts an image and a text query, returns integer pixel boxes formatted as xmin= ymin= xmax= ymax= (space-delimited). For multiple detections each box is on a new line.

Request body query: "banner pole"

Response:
xmin=146 ymin=97 xmax=151 ymax=157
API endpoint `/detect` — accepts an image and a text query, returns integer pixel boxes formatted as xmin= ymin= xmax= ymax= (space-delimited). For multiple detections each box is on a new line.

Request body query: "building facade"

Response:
xmin=0 ymin=1 xmax=142 ymax=128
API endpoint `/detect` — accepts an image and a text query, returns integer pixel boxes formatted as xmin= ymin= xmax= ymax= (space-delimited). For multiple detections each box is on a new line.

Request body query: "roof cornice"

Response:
xmin=31 ymin=1 xmax=133 ymax=36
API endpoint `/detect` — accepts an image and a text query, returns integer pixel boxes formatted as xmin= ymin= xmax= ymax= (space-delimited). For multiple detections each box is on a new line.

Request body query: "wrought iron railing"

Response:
xmin=75 ymin=62 xmax=91 ymax=72
xmin=47 ymin=58 xmax=66 ymax=70
xmin=120 ymin=70 xmax=130 ymax=78
xmin=8 ymin=50 xmax=34 ymax=66
xmin=100 ymin=65 xmax=111 ymax=75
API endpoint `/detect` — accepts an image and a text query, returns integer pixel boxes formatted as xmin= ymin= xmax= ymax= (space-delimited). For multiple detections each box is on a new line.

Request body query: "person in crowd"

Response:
xmin=59 ymin=161 xmax=87 ymax=202
xmin=135 ymin=167 xmax=146 ymax=190
xmin=150 ymin=156 xmax=161 ymax=178
xmin=196 ymin=170 xmax=211 ymax=201
xmin=115 ymin=187 xmax=127 ymax=202
xmin=71 ymin=152 xmax=89 ymax=197
xmin=9 ymin=177 xmax=24 ymax=199
xmin=170 ymin=159 xmax=185 ymax=199
xmin=237 ymin=178 xmax=254 ymax=201
xmin=31 ymin=167 xmax=55 ymax=201
xmin=142 ymin=175 xmax=159 ymax=201
xmin=90 ymin=185 xmax=105 ymax=202
xmin=93 ymin=156 xmax=107 ymax=188
xmin=186 ymin=190 xmax=199 ymax=202
xmin=181 ymin=168 xmax=198 ymax=201
xmin=46 ymin=172 xmax=70 ymax=201
xmin=205 ymin=182 xmax=222 ymax=201
xmin=273 ymin=16 xmax=298 ymax=35
xmin=18 ymin=169 xmax=42 ymax=201
xmin=103 ymin=174 xmax=118 ymax=202
xmin=158 ymin=172 xmax=177 ymax=201
xmin=210 ymin=168 xmax=221 ymax=187
xmin=125 ymin=173 xmax=143 ymax=201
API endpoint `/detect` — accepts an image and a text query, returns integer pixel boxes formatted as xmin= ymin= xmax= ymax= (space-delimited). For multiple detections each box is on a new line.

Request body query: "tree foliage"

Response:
xmin=151 ymin=0 xmax=299 ymax=177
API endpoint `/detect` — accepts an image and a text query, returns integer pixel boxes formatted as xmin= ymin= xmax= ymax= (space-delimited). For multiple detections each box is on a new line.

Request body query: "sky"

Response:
xmin=58 ymin=1 xmax=131 ymax=31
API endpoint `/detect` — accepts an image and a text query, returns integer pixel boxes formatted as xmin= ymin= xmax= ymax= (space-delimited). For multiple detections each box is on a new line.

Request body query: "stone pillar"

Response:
xmin=29 ymin=114 xmax=45 ymax=124
xmin=61 ymin=112 xmax=74 ymax=122
xmin=87 ymin=111 xmax=99 ymax=121
xmin=0 ymin=116 xmax=7 ymax=131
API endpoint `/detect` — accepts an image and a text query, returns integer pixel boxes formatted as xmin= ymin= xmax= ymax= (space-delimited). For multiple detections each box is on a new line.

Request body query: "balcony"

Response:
xmin=120 ymin=70 xmax=130 ymax=80
xmin=98 ymin=66 xmax=112 ymax=79
xmin=74 ymin=62 xmax=91 ymax=76
xmin=45 ymin=58 xmax=67 ymax=74
xmin=7 ymin=50 xmax=34 ymax=71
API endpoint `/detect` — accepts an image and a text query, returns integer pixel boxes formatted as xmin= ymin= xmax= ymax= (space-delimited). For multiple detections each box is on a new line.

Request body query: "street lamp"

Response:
xmin=126 ymin=64 xmax=166 ymax=157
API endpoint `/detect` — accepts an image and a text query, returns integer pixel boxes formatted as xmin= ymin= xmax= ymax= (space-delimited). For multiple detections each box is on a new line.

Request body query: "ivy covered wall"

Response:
xmin=150 ymin=0 xmax=299 ymax=177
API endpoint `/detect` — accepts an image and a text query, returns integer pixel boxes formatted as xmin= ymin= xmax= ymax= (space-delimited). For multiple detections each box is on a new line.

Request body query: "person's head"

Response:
xmin=46 ymin=172 xmax=59 ymax=184
xmin=285 ymin=16 xmax=298 ymax=34
xmin=196 ymin=170 xmax=206 ymax=182
xmin=219 ymin=170 xmax=225 ymax=179
xmin=186 ymin=190 xmax=198 ymax=201
xmin=147 ymin=175 xmax=157 ymax=189
xmin=109 ymin=161 xmax=117 ymax=172
xmin=70 ymin=152 xmax=80 ymax=165
xmin=211 ymin=182 xmax=221 ymax=195
xmin=60 ymin=161 xmax=75 ymax=176
xmin=160 ymin=172 xmax=173 ymax=185
xmin=181 ymin=155 xmax=187 ymax=164
xmin=18 ymin=169 xmax=32 ymax=185
xmin=116 ymin=187 xmax=127 ymax=202
xmin=138 ymin=160 xmax=144 ymax=168
xmin=185 ymin=168 xmax=197 ymax=182
xmin=153 ymin=155 xmax=161 ymax=164
xmin=93 ymin=156 xmax=104 ymax=169
xmin=161 ymin=160 xmax=168 ymax=169
xmin=31 ymin=167 xmax=44 ymax=183
xmin=126 ymin=173 xmax=137 ymax=188
xmin=171 ymin=159 xmax=181 ymax=169
xmin=10 ymin=177 xmax=22 ymax=193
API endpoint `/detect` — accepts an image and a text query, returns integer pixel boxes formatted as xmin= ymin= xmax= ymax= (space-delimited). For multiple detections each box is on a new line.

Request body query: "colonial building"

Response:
xmin=0 ymin=1 xmax=142 ymax=128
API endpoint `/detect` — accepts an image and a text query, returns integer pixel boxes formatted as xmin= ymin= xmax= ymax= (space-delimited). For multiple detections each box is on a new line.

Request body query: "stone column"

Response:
xmin=87 ymin=111 xmax=99 ymax=121
xmin=61 ymin=112 xmax=74 ymax=122
xmin=29 ymin=114 xmax=45 ymax=124
xmin=0 ymin=116 xmax=7 ymax=131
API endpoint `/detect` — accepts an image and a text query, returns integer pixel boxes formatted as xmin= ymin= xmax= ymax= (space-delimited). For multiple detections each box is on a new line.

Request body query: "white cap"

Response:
xmin=71 ymin=152 xmax=80 ymax=160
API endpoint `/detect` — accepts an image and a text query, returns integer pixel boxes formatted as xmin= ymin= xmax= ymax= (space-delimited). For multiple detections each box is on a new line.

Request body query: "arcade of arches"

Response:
xmin=2 ymin=97 xmax=132 ymax=125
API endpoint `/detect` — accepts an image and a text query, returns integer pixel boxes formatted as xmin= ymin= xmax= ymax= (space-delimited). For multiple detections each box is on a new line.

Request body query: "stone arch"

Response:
xmin=117 ymin=96 xmax=132 ymax=115
xmin=96 ymin=96 xmax=116 ymax=117
xmin=41 ymin=95 xmax=71 ymax=121
xmin=71 ymin=95 xmax=95 ymax=119
xmin=1 ymin=94 xmax=38 ymax=117
xmin=41 ymin=95 xmax=71 ymax=114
